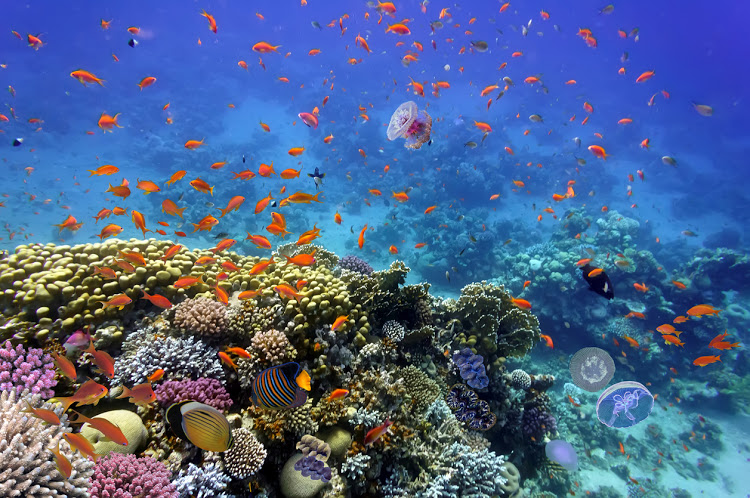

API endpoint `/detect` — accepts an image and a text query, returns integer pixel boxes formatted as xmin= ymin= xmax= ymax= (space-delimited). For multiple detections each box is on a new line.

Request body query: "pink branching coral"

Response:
xmin=154 ymin=377 xmax=233 ymax=411
xmin=251 ymin=329 xmax=292 ymax=363
xmin=89 ymin=452 xmax=177 ymax=498
xmin=0 ymin=339 xmax=57 ymax=397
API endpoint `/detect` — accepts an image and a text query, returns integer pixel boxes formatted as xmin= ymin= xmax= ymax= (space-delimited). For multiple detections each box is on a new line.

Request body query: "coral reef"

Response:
xmin=337 ymin=255 xmax=374 ymax=275
xmin=250 ymin=328 xmax=295 ymax=363
xmin=0 ymin=389 xmax=94 ymax=497
xmin=171 ymin=462 xmax=232 ymax=498
xmin=0 ymin=339 xmax=57 ymax=396
xmin=453 ymin=347 xmax=490 ymax=389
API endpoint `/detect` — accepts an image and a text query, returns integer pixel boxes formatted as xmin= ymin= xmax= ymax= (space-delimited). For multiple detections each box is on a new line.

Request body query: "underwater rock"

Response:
xmin=317 ymin=426 xmax=353 ymax=459
xmin=80 ymin=409 xmax=147 ymax=456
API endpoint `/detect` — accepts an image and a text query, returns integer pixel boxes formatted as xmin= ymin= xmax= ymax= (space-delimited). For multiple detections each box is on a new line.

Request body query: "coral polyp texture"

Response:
xmin=0 ymin=340 xmax=57 ymax=396
xmin=89 ymin=452 xmax=177 ymax=498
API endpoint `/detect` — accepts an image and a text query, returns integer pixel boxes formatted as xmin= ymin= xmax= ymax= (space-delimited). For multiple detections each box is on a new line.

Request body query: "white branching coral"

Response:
xmin=0 ymin=389 xmax=94 ymax=497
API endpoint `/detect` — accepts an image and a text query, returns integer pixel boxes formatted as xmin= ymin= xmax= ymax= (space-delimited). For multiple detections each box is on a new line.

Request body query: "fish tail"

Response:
xmin=116 ymin=385 xmax=132 ymax=400
xmin=47 ymin=396 xmax=75 ymax=413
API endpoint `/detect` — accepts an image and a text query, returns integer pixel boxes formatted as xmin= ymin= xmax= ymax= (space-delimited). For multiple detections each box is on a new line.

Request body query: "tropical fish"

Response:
xmin=48 ymin=379 xmax=109 ymax=412
xmin=83 ymin=339 xmax=115 ymax=378
xmin=251 ymin=362 xmax=311 ymax=410
xmin=364 ymin=418 xmax=393 ymax=445
xmin=64 ymin=432 xmax=103 ymax=462
xmin=327 ymin=389 xmax=350 ymax=401
xmin=22 ymin=400 xmax=61 ymax=425
xmin=693 ymin=355 xmax=721 ymax=367
xmin=166 ymin=400 xmax=233 ymax=452
xmin=49 ymin=441 xmax=72 ymax=478
xmin=51 ymin=351 xmax=77 ymax=381
xmin=116 ymin=383 xmax=156 ymax=406
xmin=68 ymin=410 xmax=128 ymax=445
xmin=686 ymin=304 xmax=721 ymax=317
xmin=580 ymin=264 xmax=614 ymax=300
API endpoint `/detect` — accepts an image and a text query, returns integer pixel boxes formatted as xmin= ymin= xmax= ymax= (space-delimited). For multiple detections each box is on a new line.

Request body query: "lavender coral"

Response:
xmin=88 ymin=453 xmax=177 ymax=498
xmin=171 ymin=462 xmax=232 ymax=498
xmin=0 ymin=389 xmax=94 ymax=497
xmin=0 ymin=340 xmax=57 ymax=397
xmin=154 ymin=377 xmax=233 ymax=411
xmin=338 ymin=255 xmax=374 ymax=275
xmin=173 ymin=297 xmax=228 ymax=336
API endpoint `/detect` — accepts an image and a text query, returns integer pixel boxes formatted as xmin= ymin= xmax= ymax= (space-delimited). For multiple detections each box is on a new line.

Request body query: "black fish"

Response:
xmin=307 ymin=167 xmax=325 ymax=190
xmin=242 ymin=154 xmax=246 ymax=163
xmin=12 ymin=138 xmax=23 ymax=147
xmin=580 ymin=264 xmax=614 ymax=300
xmin=128 ymin=38 xmax=138 ymax=48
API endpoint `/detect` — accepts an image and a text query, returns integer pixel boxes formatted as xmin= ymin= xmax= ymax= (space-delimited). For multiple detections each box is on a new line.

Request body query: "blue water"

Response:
xmin=3 ymin=1 xmax=750 ymax=496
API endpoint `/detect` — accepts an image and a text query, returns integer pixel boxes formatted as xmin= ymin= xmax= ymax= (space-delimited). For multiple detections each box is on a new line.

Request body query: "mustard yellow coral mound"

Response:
xmin=0 ymin=239 xmax=271 ymax=338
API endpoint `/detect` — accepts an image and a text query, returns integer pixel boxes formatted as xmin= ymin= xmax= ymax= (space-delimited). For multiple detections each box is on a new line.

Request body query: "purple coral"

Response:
xmin=294 ymin=454 xmax=332 ymax=483
xmin=452 ymin=348 xmax=489 ymax=389
xmin=0 ymin=340 xmax=57 ymax=397
xmin=338 ymin=255 xmax=374 ymax=275
xmin=154 ymin=377 xmax=233 ymax=411
xmin=89 ymin=453 xmax=177 ymax=498
xmin=522 ymin=406 xmax=557 ymax=440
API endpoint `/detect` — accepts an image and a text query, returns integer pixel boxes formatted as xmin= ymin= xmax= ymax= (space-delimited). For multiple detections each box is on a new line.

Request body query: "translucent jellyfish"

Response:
xmin=386 ymin=101 xmax=432 ymax=150
xmin=545 ymin=440 xmax=578 ymax=472
xmin=596 ymin=381 xmax=654 ymax=429
xmin=569 ymin=347 xmax=615 ymax=392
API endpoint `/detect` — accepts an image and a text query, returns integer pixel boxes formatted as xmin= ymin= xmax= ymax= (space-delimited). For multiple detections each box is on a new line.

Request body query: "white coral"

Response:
xmin=0 ymin=389 xmax=94 ymax=497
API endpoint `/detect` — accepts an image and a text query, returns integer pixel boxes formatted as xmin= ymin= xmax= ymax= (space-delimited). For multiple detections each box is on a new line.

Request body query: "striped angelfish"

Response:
xmin=166 ymin=400 xmax=233 ymax=452
xmin=251 ymin=362 xmax=311 ymax=410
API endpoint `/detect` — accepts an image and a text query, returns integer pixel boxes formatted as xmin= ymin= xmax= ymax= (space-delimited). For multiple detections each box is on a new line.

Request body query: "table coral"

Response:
xmin=0 ymin=339 xmax=57 ymax=397
xmin=0 ymin=389 xmax=94 ymax=497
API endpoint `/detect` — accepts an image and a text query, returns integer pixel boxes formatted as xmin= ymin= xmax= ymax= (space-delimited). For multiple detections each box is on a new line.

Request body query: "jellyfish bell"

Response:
xmin=545 ymin=440 xmax=578 ymax=472
xmin=596 ymin=381 xmax=654 ymax=429
xmin=569 ymin=347 xmax=615 ymax=392
xmin=387 ymin=101 xmax=433 ymax=150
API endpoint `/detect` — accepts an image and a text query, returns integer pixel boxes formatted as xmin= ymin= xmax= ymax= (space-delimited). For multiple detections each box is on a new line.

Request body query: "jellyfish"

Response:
xmin=545 ymin=440 xmax=578 ymax=472
xmin=386 ymin=101 xmax=432 ymax=150
xmin=569 ymin=347 xmax=615 ymax=392
xmin=596 ymin=381 xmax=654 ymax=429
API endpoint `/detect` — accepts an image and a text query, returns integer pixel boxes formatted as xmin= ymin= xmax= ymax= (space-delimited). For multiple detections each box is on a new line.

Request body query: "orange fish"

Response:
xmin=392 ymin=191 xmax=409 ymax=202
xmin=663 ymin=335 xmax=685 ymax=347
xmin=173 ymin=275 xmax=206 ymax=289
xmin=68 ymin=410 xmax=129 ymax=445
xmin=49 ymin=379 xmax=109 ymax=412
xmin=288 ymin=147 xmax=305 ymax=156
xmin=117 ymin=383 xmax=156 ymax=406
xmin=284 ymin=249 xmax=317 ymax=267
xmin=100 ymin=293 xmax=132 ymax=311
xmin=51 ymin=351 xmax=77 ymax=381
xmin=238 ymin=289 xmax=263 ymax=300
xmin=22 ymin=399 xmax=61 ymax=425
xmin=49 ymin=441 xmax=72 ymax=478
xmin=246 ymin=233 xmax=272 ymax=249
xmin=165 ymin=170 xmax=186 ymax=187
xmin=364 ymin=418 xmax=394 ymax=445
xmin=673 ymin=316 xmax=689 ymax=324
xmin=415 ymin=243 xmax=427 ymax=249
xmin=635 ymin=70 xmax=655 ymax=83
xmin=693 ymin=355 xmax=721 ymax=367
xmin=671 ymin=280 xmax=687 ymax=289
xmin=64 ymin=432 xmax=103 ymax=462
xmin=358 ymin=225 xmax=368 ymax=249
xmin=147 ymin=369 xmax=165 ymax=382
xmin=137 ymin=76 xmax=156 ymax=90
xmin=686 ymin=304 xmax=721 ymax=317
xmin=184 ymin=138 xmax=205 ymax=150
xmin=588 ymin=145 xmax=608 ymax=160
xmin=334 ymin=212 xmax=342 ymax=224
xmin=141 ymin=290 xmax=173 ymax=309
xmin=512 ymin=297 xmax=531 ymax=309
xmin=633 ymin=282 xmax=649 ymax=293
xmin=623 ymin=336 xmax=640 ymax=348
xmin=249 ymin=257 xmax=275 ymax=275
xmin=274 ymin=283 xmax=305 ymax=302
xmin=98 ymin=112 xmax=122 ymax=132
xmin=71 ymin=70 xmax=106 ymax=87
xmin=474 ymin=121 xmax=493 ymax=133
xmin=327 ymin=389 xmax=350 ymax=401
xmin=331 ymin=315 xmax=349 ymax=332
xmin=540 ymin=334 xmax=554 ymax=348
xmin=252 ymin=41 xmax=281 ymax=53
xmin=200 ymin=9 xmax=217 ymax=33
xmin=217 ymin=195 xmax=245 ymax=217
xmin=389 ymin=245 xmax=398 ymax=254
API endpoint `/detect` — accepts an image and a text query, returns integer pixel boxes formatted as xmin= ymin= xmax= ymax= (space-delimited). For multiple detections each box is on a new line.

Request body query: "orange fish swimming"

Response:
xmin=49 ymin=379 xmax=109 ymax=412
xmin=253 ymin=41 xmax=281 ymax=53
xmin=327 ymin=389 xmax=350 ymax=401
xmin=358 ymin=225 xmax=368 ymax=249
xmin=117 ymin=383 xmax=156 ymax=406
xmin=71 ymin=70 xmax=105 ymax=87
xmin=692 ymin=355 xmax=721 ymax=367
xmin=686 ymin=304 xmax=721 ymax=317
xmin=98 ymin=112 xmax=122 ymax=132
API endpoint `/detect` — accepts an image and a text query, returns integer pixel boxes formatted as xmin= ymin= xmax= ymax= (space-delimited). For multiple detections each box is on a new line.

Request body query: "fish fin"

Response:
xmin=296 ymin=369 xmax=311 ymax=391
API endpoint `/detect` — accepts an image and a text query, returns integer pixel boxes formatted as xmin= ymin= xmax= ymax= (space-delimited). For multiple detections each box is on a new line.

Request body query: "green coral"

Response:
xmin=444 ymin=281 xmax=541 ymax=358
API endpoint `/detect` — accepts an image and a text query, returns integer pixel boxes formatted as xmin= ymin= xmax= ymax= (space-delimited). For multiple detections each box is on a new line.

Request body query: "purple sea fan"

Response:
xmin=89 ymin=453 xmax=177 ymax=498
xmin=154 ymin=377 xmax=233 ymax=411
xmin=0 ymin=339 xmax=57 ymax=397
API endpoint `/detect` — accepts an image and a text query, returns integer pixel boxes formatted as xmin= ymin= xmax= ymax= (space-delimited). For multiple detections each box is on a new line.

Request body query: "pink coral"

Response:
xmin=0 ymin=339 xmax=57 ymax=397
xmin=251 ymin=329 xmax=292 ymax=363
xmin=154 ymin=377 xmax=233 ymax=411
xmin=89 ymin=453 xmax=177 ymax=498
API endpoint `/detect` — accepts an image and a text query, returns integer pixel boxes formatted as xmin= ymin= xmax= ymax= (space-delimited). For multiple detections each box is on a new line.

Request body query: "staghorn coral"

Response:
xmin=173 ymin=297 xmax=228 ymax=336
xmin=171 ymin=462 xmax=232 ymax=498
xmin=154 ymin=377 xmax=233 ymax=411
xmin=222 ymin=428 xmax=267 ymax=479
xmin=251 ymin=328 xmax=294 ymax=363
xmin=0 ymin=389 xmax=94 ymax=497
xmin=400 ymin=365 xmax=441 ymax=414
xmin=113 ymin=332 xmax=224 ymax=385
xmin=0 ymin=339 xmax=57 ymax=397
xmin=89 ymin=452 xmax=176 ymax=498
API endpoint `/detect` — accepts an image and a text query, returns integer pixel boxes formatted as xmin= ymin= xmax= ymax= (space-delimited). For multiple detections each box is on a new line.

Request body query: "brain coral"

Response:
xmin=173 ymin=297 xmax=228 ymax=336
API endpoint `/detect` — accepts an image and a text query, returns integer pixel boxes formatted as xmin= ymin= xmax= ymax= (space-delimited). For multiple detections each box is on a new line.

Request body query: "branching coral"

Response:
xmin=0 ymin=339 xmax=57 ymax=396
xmin=113 ymin=332 xmax=224 ymax=385
xmin=89 ymin=452 xmax=176 ymax=498
xmin=250 ymin=328 xmax=295 ymax=363
xmin=154 ymin=377 xmax=232 ymax=411
xmin=173 ymin=297 xmax=228 ymax=336
xmin=0 ymin=389 xmax=94 ymax=497
xmin=171 ymin=462 xmax=232 ymax=498
xmin=222 ymin=428 xmax=267 ymax=479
